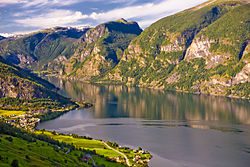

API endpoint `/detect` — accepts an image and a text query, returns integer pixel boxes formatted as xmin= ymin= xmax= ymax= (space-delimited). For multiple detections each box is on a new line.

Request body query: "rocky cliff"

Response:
xmin=0 ymin=0 xmax=249 ymax=99
xmin=0 ymin=27 xmax=89 ymax=71
xmin=60 ymin=19 xmax=142 ymax=80
xmin=0 ymin=19 xmax=142 ymax=81
xmin=0 ymin=57 xmax=69 ymax=102
xmin=99 ymin=0 xmax=250 ymax=99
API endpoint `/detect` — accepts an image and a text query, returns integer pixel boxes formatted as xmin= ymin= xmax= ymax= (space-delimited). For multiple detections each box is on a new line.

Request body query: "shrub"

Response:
xmin=11 ymin=159 xmax=19 ymax=167
xmin=5 ymin=136 xmax=13 ymax=142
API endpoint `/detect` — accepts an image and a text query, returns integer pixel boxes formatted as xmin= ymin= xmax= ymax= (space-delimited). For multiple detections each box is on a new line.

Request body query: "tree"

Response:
xmin=25 ymin=155 xmax=30 ymax=160
xmin=11 ymin=159 xmax=19 ymax=167
xmin=5 ymin=136 xmax=13 ymax=142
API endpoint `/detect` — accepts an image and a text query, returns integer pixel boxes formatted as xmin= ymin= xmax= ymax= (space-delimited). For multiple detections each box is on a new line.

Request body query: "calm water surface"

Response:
xmin=38 ymin=78 xmax=250 ymax=167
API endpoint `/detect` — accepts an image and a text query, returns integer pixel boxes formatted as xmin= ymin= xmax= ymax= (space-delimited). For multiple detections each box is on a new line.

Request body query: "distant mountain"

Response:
xmin=0 ymin=1 xmax=249 ymax=99
xmin=62 ymin=18 xmax=142 ymax=80
xmin=0 ymin=35 xmax=5 ymax=41
xmin=99 ymin=0 xmax=250 ymax=99
xmin=0 ymin=19 xmax=142 ymax=80
xmin=0 ymin=27 xmax=89 ymax=70
xmin=0 ymin=57 xmax=71 ymax=104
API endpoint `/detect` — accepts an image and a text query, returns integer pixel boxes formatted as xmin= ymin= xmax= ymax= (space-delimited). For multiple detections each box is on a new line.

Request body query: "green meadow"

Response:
xmin=36 ymin=131 xmax=122 ymax=158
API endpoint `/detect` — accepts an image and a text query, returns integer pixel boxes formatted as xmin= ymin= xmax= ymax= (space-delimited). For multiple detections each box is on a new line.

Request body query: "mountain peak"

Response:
xmin=116 ymin=18 xmax=128 ymax=23
xmin=103 ymin=19 xmax=142 ymax=35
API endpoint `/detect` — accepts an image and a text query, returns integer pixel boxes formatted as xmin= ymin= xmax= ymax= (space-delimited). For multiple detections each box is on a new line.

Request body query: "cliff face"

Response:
xmin=99 ymin=0 xmax=250 ymax=99
xmin=0 ymin=1 xmax=249 ymax=99
xmin=60 ymin=19 xmax=142 ymax=80
xmin=0 ymin=58 xmax=67 ymax=101
xmin=0 ymin=27 xmax=89 ymax=71
xmin=0 ymin=20 xmax=142 ymax=81
xmin=0 ymin=76 xmax=47 ymax=99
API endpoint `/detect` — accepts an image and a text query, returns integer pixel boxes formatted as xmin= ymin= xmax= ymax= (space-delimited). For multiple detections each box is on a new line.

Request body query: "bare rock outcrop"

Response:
xmin=233 ymin=63 xmax=250 ymax=84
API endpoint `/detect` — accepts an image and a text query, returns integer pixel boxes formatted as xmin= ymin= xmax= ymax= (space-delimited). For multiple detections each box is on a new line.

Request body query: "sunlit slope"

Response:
xmin=100 ymin=0 xmax=250 ymax=98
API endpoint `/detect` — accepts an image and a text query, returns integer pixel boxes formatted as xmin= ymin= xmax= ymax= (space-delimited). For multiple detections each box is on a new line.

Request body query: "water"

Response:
xmin=38 ymin=78 xmax=250 ymax=167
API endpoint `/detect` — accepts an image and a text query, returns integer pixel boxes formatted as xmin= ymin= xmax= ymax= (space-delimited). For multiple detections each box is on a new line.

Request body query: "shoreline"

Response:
xmin=1 ymin=101 xmax=152 ymax=166
xmin=36 ymin=105 xmax=152 ymax=166
xmin=43 ymin=75 xmax=250 ymax=101
xmin=39 ymin=101 xmax=93 ymax=123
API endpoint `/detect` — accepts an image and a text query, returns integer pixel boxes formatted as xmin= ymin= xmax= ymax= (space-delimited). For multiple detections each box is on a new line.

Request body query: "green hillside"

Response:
xmin=0 ymin=27 xmax=88 ymax=70
xmin=0 ymin=57 xmax=76 ymax=111
xmin=0 ymin=122 xmax=124 ymax=167
xmin=64 ymin=19 xmax=142 ymax=80
xmin=99 ymin=0 xmax=250 ymax=99
xmin=0 ymin=20 xmax=142 ymax=80
xmin=0 ymin=0 xmax=249 ymax=99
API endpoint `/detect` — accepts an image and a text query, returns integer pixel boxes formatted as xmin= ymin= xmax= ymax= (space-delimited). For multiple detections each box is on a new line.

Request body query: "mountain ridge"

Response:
xmin=0 ymin=0 xmax=249 ymax=99
xmin=0 ymin=19 xmax=142 ymax=80
xmin=0 ymin=56 xmax=75 ymax=112
xmin=97 ymin=0 xmax=250 ymax=99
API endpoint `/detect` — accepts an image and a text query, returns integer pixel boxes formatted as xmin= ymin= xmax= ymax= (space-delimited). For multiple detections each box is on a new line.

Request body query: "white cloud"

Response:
xmin=8 ymin=0 xmax=208 ymax=32
xmin=0 ymin=0 xmax=84 ymax=7
xmin=22 ymin=0 xmax=82 ymax=8
xmin=0 ymin=0 xmax=137 ymax=6
xmin=15 ymin=9 xmax=88 ymax=28
xmin=12 ymin=9 xmax=37 ymax=17
xmin=0 ymin=33 xmax=15 ymax=37
xmin=0 ymin=0 xmax=24 ymax=6
xmin=88 ymin=0 xmax=208 ymax=28
xmin=0 ymin=0 xmax=22 ymax=4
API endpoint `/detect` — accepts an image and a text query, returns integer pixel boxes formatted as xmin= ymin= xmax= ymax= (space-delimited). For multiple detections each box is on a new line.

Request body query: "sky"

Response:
xmin=0 ymin=0 xmax=208 ymax=35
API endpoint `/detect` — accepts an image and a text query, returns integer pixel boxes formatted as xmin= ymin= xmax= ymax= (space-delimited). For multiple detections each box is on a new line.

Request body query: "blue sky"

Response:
xmin=0 ymin=0 xmax=208 ymax=35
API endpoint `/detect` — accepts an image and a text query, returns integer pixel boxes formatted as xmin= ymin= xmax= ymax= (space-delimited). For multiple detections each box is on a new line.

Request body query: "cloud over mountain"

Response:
xmin=0 ymin=0 xmax=207 ymax=33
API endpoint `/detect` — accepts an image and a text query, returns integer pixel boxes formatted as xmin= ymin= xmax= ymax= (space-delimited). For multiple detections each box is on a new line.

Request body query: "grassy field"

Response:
xmin=35 ymin=131 xmax=152 ymax=166
xmin=36 ymin=131 xmax=121 ymax=158
xmin=0 ymin=134 xmax=89 ymax=167
xmin=0 ymin=110 xmax=25 ymax=116
xmin=93 ymin=155 xmax=126 ymax=167
xmin=0 ymin=134 xmax=125 ymax=167
xmin=0 ymin=122 xmax=125 ymax=167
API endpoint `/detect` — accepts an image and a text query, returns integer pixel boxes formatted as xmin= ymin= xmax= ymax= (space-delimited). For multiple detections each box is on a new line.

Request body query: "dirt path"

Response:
xmin=102 ymin=141 xmax=132 ymax=166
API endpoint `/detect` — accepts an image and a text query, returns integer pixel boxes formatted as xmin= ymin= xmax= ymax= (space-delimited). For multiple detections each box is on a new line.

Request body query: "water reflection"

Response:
xmin=48 ymin=77 xmax=250 ymax=124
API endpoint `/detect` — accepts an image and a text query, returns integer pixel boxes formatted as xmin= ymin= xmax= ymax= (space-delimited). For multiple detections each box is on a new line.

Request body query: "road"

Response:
xmin=102 ymin=141 xmax=132 ymax=167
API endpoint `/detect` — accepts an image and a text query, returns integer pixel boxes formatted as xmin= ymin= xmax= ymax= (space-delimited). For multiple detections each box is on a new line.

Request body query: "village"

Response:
xmin=0 ymin=110 xmax=152 ymax=166
xmin=1 ymin=112 xmax=40 ymax=131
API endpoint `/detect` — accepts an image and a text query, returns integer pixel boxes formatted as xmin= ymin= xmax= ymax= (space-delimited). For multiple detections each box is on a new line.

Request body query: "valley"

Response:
xmin=0 ymin=0 xmax=249 ymax=99
xmin=0 ymin=0 xmax=249 ymax=167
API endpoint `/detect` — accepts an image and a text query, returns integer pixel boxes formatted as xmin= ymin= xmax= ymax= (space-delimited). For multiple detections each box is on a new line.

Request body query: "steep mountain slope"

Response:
xmin=0 ymin=27 xmax=89 ymax=70
xmin=60 ymin=19 xmax=142 ymax=80
xmin=0 ymin=1 xmax=248 ymax=99
xmin=0 ymin=19 xmax=142 ymax=80
xmin=99 ymin=0 xmax=250 ymax=99
xmin=0 ymin=57 xmax=74 ymax=111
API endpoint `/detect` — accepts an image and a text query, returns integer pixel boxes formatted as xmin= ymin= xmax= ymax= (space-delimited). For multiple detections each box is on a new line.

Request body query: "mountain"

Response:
xmin=53 ymin=18 xmax=142 ymax=80
xmin=0 ymin=19 xmax=142 ymax=80
xmin=0 ymin=27 xmax=89 ymax=70
xmin=0 ymin=57 xmax=74 ymax=111
xmin=0 ymin=1 xmax=249 ymax=99
xmin=99 ymin=0 xmax=250 ymax=99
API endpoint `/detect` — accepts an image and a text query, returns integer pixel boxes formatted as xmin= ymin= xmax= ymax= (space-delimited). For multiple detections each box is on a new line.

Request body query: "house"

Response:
xmin=81 ymin=154 xmax=92 ymax=162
